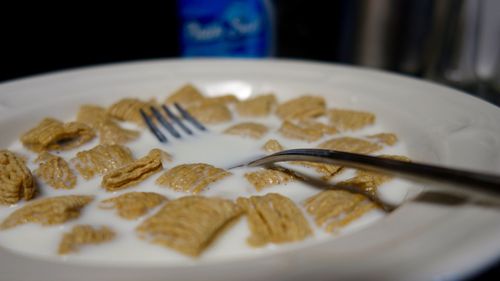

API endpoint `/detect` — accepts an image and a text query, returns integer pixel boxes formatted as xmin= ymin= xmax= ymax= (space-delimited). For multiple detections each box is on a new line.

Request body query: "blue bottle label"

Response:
xmin=178 ymin=0 xmax=272 ymax=57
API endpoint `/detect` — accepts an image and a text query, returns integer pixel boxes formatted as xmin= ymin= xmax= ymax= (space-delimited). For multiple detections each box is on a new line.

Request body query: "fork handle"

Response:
xmin=247 ymin=149 xmax=500 ymax=196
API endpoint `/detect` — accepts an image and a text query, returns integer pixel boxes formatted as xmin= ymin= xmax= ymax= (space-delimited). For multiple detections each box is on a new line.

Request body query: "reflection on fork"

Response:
xmin=140 ymin=103 xmax=207 ymax=143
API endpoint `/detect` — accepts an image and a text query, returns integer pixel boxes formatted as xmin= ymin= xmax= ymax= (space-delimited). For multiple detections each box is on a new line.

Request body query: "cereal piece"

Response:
xmin=165 ymin=84 xmax=205 ymax=107
xmin=262 ymin=139 xmax=284 ymax=153
xmin=98 ymin=121 xmax=140 ymax=145
xmin=0 ymin=150 xmax=36 ymax=205
xmin=35 ymin=152 xmax=76 ymax=189
xmin=76 ymin=105 xmax=109 ymax=128
xmin=338 ymin=155 xmax=411 ymax=197
xmin=304 ymin=190 xmax=380 ymax=233
xmin=207 ymin=94 xmax=238 ymax=104
xmin=279 ymin=119 xmax=337 ymax=142
xmin=99 ymin=192 xmax=167 ymax=220
xmin=20 ymin=118 xmax=95 ymax=152
xmin=367 ymin=133 xmax=398 ymax=146
xmin=187 ymin=102 xmax=232 ymax=124
xmin=0 ymin=195 xmax=93 ymax=230
xmin=237 ymin=193 xmax=312 ymax=247
xmin=72 ymin=144 xmax=134 ymax=180
xmin=102 ymin=149 xmax=164 ymax=191
xmin=318 ymin=137 xmax=382 ymax=154
xmin=236 ymin=94 xmax=277 ymax=117
xmin=224 ymin=122 xmax=268 ymax=139
xmin=328 ymin=109 xmax=375 ymax=131
xmin=244 ymin=168 xmax=295 ymax=191
xmin=291 ymin=161 xmax=343 ymax=180
xmin=136 ymin=196 xmax=242 ymax=257
xmin=58 ymin=225 xmax=115 ymax=255
xmin=107 ymin=98 xmax=155 ymax=126
xmin=276 ymin=95 xmax=326 ymax=120
xmin=156 ymin=163 xmax=230 ymax=194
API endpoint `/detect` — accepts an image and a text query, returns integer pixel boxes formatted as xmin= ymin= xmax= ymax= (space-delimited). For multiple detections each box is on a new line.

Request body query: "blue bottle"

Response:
xmin=178 ymin=0 xmax=274 ymax=57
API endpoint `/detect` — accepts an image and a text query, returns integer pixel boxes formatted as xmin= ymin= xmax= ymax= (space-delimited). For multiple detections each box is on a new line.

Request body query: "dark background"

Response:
xmin=1 ymin=1 xmax=498 ymax=279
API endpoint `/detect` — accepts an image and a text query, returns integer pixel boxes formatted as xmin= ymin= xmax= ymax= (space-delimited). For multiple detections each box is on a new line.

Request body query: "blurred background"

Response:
xmin=1 ymin=0 xmax=498 ymax=105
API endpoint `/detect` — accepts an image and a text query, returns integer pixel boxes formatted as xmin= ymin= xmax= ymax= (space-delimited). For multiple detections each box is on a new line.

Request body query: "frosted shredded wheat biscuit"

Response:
xmin=367 ymin=133 xmax=398 ymax=146
xmin=279 ymin=119 xmax=337 ymax=142
xmin=0 ymin=195 xmax=93 ymax=230
xmin=101 ymin=149 xmax=164 ymax=191
xmin=72 ymin=144 xmax=134 ymax=180
xmin=224 ymin=122 xmax=268 ymax=139
xmin=236 ymin=94 xmax=277 ymax=117
xmin=0 ymin=150 xmax=36 ymax=205
xmin=20 ymin=118 xmax=95 ymax=152
xmin=261 ymin=139 xmax=284 ymax=153
xmin=99 ymin=192 xmax=167 ymax=220
xmin=107 ymin=98 xmax=156 ymax=126
xmin=136 ymin=196 xmax=242 ymax=257
xmin=237 ymin=193 xmax=312 ymax=247
xmin=187 ymin=101 xmax=232 ymax=124
xmin=304 ymin=190 xmax=380 ymax=233
xmin=35 ymin=152 xmax=77 ymax=189
xmin=165 ymin=84 xmax=205 ymax=107
xmin=337 ymin=155 xmax=410 ymax=198
xmin=276 ymin=95 xmax=326 ymax=120
xmin=58 ymin=225 xmax=115 ymax=255
xmin=328 ymin=109 xmax=375 ymax=131
xmin=156 ymin=163 xmax=230 ymax=194
xmin=244 ymin=168 xmax=295 ymax=191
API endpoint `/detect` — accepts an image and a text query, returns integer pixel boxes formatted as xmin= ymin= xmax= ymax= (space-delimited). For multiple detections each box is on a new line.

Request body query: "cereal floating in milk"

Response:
xmin=101 ymin=149 xmax=164 ymax=191
xmin=0 ymin=150 xmax=36 ymax=205
xmin=328 ymin=108 xmax=375 ymax=131
xmin=237 ymin=193 xmax=312 ymax=247
xmin=99 ymin=192 xmax=167 ymax=220
xmin=318 ymin=136 xmax=382 ymax=154
xmin=20 ymin=118 xmax=95 ymax=152
xmin=261 ymin=139 xmax=284 ymax=153
xmin=107 ymin=98 xmax=156 ymax=126
xmin=35 ymin=152 xmax=77 ymax=189
xmin=244 ymin=168 xmax=296 ymax=191
xmin=224 ymin=122 xmax=268 ymax=139
xmin=0 ymin=195 xmax=93 ymax=230
xmin=276 ymin=95 xmax=326 ymax=120
xmin=235 ymin=93 xmax=277 ymax=117
xmin=279 ymin=119 xmax=337 ymax=142
xmin=156 ymin=163 xmax=230 ymax=194
xmin=165 ymin=84 xmax=205 ymax=107
xmin=136 ymin=196 xmax=242 ymax=257
xmin=58 ymin=225 xmax=115 ymax=255
xmin=187 ymin=101 xmax=232 ymax=124
xmin=304 ymin=190 xmax=380 ymax=233
xmin=72 ymin=144 xmax=134 ymax=180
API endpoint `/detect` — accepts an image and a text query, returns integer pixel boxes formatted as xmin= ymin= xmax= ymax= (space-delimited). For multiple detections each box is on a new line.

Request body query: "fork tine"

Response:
xmin=161 ymin=104 xmax=193 ymax=135
xmin=174 ymin=103 xmax=207 ymax=131
xmin=140 ymin=109 xmax=168 ymax=143
xmin=150 ymin=106 xmax=181 ymax=138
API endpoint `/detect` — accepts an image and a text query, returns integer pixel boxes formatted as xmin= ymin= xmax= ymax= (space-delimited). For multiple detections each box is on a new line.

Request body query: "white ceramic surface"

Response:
xmin=1 ymin=59 xmax=500 ymax=281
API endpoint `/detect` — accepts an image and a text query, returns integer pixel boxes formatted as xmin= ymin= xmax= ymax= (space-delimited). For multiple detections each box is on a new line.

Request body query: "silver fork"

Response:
xmin=140 ymin=103 xmax=206 ymax=143
xmin=142 ymin=106 xmax=500 ymax=198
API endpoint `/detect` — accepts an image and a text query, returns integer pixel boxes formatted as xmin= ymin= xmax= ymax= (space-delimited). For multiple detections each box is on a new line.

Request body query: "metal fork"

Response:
xmin=142 ymin=106 xmax=500 ymax=198
xmin=140 ymin=103 xmax=206 ymax=143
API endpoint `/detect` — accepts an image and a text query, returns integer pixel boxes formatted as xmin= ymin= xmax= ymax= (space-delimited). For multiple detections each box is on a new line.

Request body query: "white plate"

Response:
xmin=1 ymin=59 xmax=500 ymax=281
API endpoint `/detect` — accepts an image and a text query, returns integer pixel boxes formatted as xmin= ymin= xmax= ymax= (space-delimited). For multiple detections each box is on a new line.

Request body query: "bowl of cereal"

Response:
xmin=1 ymin=59 xmax=500 ymax=281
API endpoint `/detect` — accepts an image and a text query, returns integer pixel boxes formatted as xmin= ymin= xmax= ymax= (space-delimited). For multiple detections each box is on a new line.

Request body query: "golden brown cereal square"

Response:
xmin=21 ymin=118 xmax=95 ymax=152
xmin=328 ymin=109 xmax=375 ymax=131
xmin=237 ymin=193 xmax=312 ymax=247
xmin=367 ymin=133 xmax=398 ymax=146
xmin=0 ymin=150 xmax=36 ymax=205
xmin=187 ymin=102 xmax=232 ymax=124
xmin=304 ymin=190 xmax=380 ymax=233
xmin=72 ymin=144 xmax=134 ymax=180
xmin=0 ymin=195 xmax=93 ymax=230
xmin=107 ymin=98 xmax=156 ymax=126
xmin=136 ymin=196 xmax=242 ymax=257
xmin=279 ymin=119 xmax=337 ymax=142
xmin=276 ymin=95 xmax=326 ymax=120
xmin=318 ymin=137 xmax=382 ymax=154
xmin=235 ymin=94 xmax=277 ymax=117
xmin=244 ymin=168 xmax=295 ymax=191
xmin=156 ymin=163 xmax=230 ymax=194
xmin=101 ymin=149 xmax=164 ymax=191
xmin=76 ymin=105 xmax=109 ymax=129
xmin=58 ymin=225 xmax=115 ymax=255
xmin=35 ymin=152 xmax=76 ymax=189
xmin=165 ymin=84 xmax=205 ymax=107
xmin=98 ymin=121 xmax=140 ymax=145
xmin=223 ymin=122 xmax=268 ymax=139
xmin=261 ymin=139 xmax=284 ymax=153
xmin=99 ymin=192 xmax=167 ymax=220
